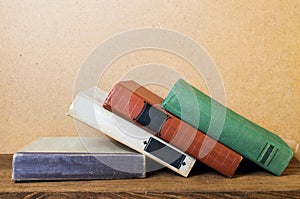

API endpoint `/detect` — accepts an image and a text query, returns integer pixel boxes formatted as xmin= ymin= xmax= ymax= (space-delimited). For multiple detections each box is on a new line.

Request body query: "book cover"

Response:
xmin=12 ymin=137 xmax=146 ymax=181
xmin=68 ymin=87 xmax=196 ymax=177
xmin=103 ymin=81 xmax=243 ymax=177
xmin=161 ymin=78 xmax=294 ymax=175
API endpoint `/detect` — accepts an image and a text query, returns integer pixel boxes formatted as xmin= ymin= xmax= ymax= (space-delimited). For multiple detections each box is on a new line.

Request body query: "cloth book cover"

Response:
xmin=161 ymin=78 xmax=293 ymax=175
xmin=103 ymin=80 xmax=243 ymax=177
xmin=68 ymin=87 xmax=196 ymax=177
xmin=12 ymin=136 xmax=146 ymax=181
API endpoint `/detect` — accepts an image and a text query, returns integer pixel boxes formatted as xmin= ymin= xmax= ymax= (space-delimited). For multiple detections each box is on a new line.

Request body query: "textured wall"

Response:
xmin=0 ymin=1 xmax=299 ymax=160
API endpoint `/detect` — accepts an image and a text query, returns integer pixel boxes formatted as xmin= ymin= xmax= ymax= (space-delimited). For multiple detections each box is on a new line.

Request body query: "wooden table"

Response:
xmin=1 ymin=154 xmax=299 ymax=198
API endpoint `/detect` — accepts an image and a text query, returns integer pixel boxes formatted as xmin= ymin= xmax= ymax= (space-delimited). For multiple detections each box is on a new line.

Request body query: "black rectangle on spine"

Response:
xmin=144 ymin=137 xmax=186 ymax=169
xmin=136 ymin=102 xmax=168 ymax=133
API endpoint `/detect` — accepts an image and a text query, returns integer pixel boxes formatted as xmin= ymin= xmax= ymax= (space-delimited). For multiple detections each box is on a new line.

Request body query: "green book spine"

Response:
xmin=162 ymin=79 xmax=293 ymax=175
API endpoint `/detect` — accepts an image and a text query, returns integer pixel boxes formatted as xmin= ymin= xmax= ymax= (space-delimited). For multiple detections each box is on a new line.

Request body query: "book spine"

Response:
xmin=161 ymin=79 xmax=293 ymax=175
xmin=12 ymin=153 xmax=145 ymax=181
xmin=103 ymin=82 xmax=243 ymax=177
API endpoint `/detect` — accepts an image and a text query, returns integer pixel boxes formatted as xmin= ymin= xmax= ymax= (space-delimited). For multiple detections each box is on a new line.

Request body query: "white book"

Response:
xmin=68 ymin=87 xmax=196 ymax=177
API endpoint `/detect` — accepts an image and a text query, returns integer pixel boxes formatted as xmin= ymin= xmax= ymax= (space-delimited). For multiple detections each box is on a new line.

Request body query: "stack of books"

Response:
xmin=99 ymin=79 xmax=293 ymax=177
xmin=13 ymin=79 xmax=294 ymax=181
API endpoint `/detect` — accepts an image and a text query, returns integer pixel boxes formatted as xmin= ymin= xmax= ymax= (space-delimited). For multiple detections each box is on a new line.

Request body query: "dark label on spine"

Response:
xmin=144 ymin=137 xmax=186 ymax=169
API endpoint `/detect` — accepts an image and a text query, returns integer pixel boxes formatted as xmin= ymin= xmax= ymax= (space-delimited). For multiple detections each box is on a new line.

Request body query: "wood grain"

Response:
xmin=1 ymin=155 xmax=299 ymax=198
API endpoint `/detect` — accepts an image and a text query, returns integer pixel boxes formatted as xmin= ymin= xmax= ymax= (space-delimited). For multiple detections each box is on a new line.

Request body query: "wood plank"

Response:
xmin=1 ymin=154 xmax=299 ymax=198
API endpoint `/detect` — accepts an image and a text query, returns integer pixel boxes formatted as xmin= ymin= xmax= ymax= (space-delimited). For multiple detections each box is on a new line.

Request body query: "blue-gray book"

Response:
xmin=12 ymin=136 xmax=146 ymax=181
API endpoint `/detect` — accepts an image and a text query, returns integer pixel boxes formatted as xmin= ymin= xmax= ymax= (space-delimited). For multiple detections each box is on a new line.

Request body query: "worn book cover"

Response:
xmin=68 ymin=87 xmax=196 ymax=177
xmin=12 ymin=137 xmax=146 ymax=181
xmin=161 ymin=78 xmax=294 ymax=175
xmin=103 ymin=81 xmax=243 ymax=178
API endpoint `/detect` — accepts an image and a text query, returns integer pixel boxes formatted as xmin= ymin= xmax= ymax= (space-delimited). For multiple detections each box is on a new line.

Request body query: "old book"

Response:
xmin=12 ymin=137 xmax=146 ymax=181
xmin=161 ymin=78 xmax=294 ymax=175
xmin=68 ymin=87 xmax=196 ymax=177
xmin=103 ymin=81 xmax=243 ymax=177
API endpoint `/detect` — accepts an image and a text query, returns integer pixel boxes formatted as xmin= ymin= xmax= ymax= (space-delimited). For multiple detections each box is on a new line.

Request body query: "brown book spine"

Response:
xmin=103 ymin=81 xmax=243 ymax=177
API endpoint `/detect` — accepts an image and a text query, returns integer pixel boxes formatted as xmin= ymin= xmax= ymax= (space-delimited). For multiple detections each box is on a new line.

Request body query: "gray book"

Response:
xmin=12 ymin=137 xmax=146 ymax=181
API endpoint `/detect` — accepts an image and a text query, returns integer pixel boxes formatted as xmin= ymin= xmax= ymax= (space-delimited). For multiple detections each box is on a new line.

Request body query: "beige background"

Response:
xmin=0 ymin=1 xmax=299 ymax=160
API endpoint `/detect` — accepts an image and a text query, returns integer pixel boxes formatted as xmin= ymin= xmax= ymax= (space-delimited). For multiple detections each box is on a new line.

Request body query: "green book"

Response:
xmin=162 ymin=79 xmax=293 ymax=175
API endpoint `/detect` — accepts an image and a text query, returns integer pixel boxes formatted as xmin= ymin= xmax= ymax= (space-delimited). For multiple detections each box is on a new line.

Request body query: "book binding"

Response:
xmin=161 ymin=78 xmax=294 ymax=175
xmin=12 ymin=137 xmax=146 ymax=181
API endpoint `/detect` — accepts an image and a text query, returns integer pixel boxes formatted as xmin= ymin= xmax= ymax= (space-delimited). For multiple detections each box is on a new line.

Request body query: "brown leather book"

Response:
xmin=103 ymin=81 xmax=243 ymax=177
